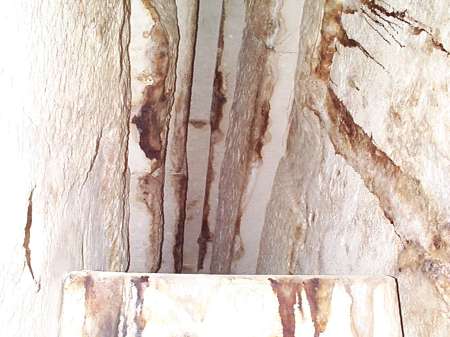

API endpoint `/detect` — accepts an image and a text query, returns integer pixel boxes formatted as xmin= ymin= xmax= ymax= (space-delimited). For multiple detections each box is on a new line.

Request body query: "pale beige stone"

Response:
xmin=195 ymin=0 xmax=246 ymax=273
xmin=60 ymin=272 xmax=403 ymax=337
xmin=128 ymin=0 xmax=199 ymax=273
xmin=181 ymin=0 xmax=225 ymax=273
xmin=162 ymin=0 xmax=199 ymax=273
xmin=257 ymin=1 xmax=450 ymax=337
xmin=0 ymin=1 xmax=130 ymax=336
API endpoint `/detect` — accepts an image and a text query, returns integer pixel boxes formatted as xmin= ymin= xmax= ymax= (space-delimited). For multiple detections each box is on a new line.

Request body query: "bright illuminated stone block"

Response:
xmin=60 ymin=272 xmax=403 ymax=337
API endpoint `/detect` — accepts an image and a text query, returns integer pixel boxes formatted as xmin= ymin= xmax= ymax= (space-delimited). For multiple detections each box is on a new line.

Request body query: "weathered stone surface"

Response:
xmin=195 ymin=0 xmax=246 ymax=273
xmin=128 ymin=0 xmax=179 ymax=272
xmin=182 ymin=0 xmax=224 ymax=273
xmin=0 ymin=1 xmax=131 ymax=336
xmin=162 ymin=0 xmax=199 ymax=273
xmin=128 ymin=0 xmax=198 ymax=273
xmin=210 ymin=0 xmax=304 ymax=274
xmin=60 ymin=272 xmax=403 ymax=337
xmin=256 ymin=1 xmax=450 ymax=337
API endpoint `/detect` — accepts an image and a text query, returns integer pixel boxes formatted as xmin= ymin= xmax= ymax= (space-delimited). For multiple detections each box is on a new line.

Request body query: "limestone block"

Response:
xmin=194 ymin=0 xmax=246 ymax=273
xmin=257 ymin=1 xmax=450 ymax=337
xmin=210 ymin=0 xmax=305 ymax=274
xmin=60 ymin=272 xmax=403 ymax=337
xmin=0 ymin=1 xmax=130 ymax=336
xmin=128 ymin=0 xmax=198 ymax=273
xmin=178 ymin=0 xmax=223 ymax=273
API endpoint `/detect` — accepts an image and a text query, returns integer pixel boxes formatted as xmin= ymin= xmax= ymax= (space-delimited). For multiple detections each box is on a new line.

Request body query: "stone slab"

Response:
xmin=60 ymin=272 xmax=403 ymax=337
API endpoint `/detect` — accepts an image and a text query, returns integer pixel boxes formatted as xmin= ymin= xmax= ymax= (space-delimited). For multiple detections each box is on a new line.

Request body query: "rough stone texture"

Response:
xmin=162 ymin=0 xmax=199 ymax=273
xmin=210 ymin=0 xmax=304 ymax=274
xmin=196 ymin=0 xmax=246 ymax=273
xmin=60 ymin=272 xmax=403 ymax=337
xmin=128 ymin=0 xmax=198 ymax=273
xmin=255 ymin=1 xmax=450 ymax=337
xmin=182 ymin=0 xmax=224 ymax=273
xmin=0 ymin=1 xmax=131 ymax=336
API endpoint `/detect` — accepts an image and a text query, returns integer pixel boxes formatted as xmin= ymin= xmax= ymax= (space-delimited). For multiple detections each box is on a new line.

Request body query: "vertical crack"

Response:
xmin=23 ymin=187 xmax=40 ymax=291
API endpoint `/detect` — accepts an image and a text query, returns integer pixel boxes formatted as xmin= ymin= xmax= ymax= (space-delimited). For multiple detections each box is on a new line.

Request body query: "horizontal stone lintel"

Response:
xmin=60 ymin=272 xmax=403 ymax=337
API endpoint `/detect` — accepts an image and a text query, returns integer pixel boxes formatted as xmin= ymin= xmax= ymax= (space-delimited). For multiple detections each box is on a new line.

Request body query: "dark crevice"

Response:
xmin=23 ymin=188 xmax=40 ymax=292
xmin=197 ymin=2 xmax=227 ymax=271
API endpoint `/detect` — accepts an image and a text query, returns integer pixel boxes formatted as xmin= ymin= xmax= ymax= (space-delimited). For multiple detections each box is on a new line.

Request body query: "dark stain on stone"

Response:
xmin=131 ymin=16 xmax=170 ymax=161
xmin=251 ymin=97 xmax=271 ymax=162
xmin=189 ymin=119 xmax=208 ymax=129
xmin=172 ymin=173 xmax=188 ymax=273
xmin=198 ymin=4 xmax=227 ymax=271
xmin=362 ymin=0 xmax=449 ymax=56
xmin=269 ymin=278 xmax=333 ymax=337
xmin=82 ymin=275 xmax=94 ymax=335
xmin=324 ymin=86 xmax=445 ymax=254
xmin=132 ymin=1 xmax=181 ymax=273
xmin=138 ymin=172 xmax=164 ymax=272
xmin=131 ymin=276 xmax=150 ymax=336
xmin=269 ymin=279 xmax=299 ymax=337
xmin=83 ymin=276 xmax=123 ymax=337
xmin=164 ymin=0 xmax=198 ymax=273
xmin=210 ymin=0 xmax=279 ymax=274
xmin=316 ymin=0 xmax=384 ymax=82
xmin=304 ymin=278 xmax=333 ymax=337
xmin=23 ymin=188 xmax=40 ymax=291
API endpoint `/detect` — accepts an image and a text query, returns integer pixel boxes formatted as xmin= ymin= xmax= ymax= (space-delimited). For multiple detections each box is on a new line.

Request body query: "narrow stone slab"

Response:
xmin=60 ymin=272 xmax=403 ymax=337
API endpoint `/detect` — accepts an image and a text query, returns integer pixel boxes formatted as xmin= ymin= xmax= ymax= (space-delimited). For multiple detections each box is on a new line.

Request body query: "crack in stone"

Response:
xmin=81 ymin=129 xmax=102 ymax=189
xmin=362 ymin=0 xmax=450 ymax=56
xmin=23 ymin=187 xmax=40 ymax=292
xmin=316 ymin=0 xmax=385 ymax=82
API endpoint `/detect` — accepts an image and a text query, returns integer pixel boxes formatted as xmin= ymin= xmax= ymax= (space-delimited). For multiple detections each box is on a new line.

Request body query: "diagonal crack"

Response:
xmin=81 ymin=129 xmax=102 ymax=189
xmin=362 ymin=0 xmax=450 ymax=56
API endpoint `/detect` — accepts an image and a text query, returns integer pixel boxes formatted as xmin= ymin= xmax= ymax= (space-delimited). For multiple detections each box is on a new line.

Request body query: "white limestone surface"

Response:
xmin=60 ymin=272 xmax=403 ymax=337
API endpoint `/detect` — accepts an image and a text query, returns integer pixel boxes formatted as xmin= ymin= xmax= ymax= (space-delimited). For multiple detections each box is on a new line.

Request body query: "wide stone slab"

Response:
xmin=60 ymin=272 xmax=403 ymax=337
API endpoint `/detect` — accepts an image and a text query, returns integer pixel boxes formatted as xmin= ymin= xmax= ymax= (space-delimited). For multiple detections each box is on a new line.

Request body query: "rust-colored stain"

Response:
xmin=83 ymin=276 xmax=123 ymax=337
xmin=315 ymin=0 xmax=384 ymax=82
xmin=131 ymin=21 xmax=170 ymax=162
xmin=311 ymin=1 xmax=448 ymax=283
xmin=138 ymin=173 xmax=164 ymax=272
xmin=198 ymin=5 xmax=227 ymax=271
xmin=172 ymin=173 xmax=188 ymax=273
xmin=269 ymin=278 xmax=333 ymax=337
xmin=131 ymin=0 xmax=181 ymax=272
xmin=189 ymin=119 xmax=208 ymax=129
xmin=23 ymin=188 xmax=40 ymax=291
xmin=361 ymin=0 xmax=449 ymax=56
xmin=131 ymin=276 xmax=150 ymax=335
xmin=211 ymin=0 xmax=279 ymax=274
xmin=167 ymin=0 xmax=198 ymax=273
xmin=269 ymin=279 xmax=299 ymax=337
xmin=304 ymin=279 xmax=333 ymax=337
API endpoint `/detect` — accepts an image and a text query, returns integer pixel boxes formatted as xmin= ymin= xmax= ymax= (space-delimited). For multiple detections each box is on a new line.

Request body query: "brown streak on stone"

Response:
xmin=197 ymin=151 xmax=214 ymax=271
xmin=168 ymin=0 xmax=199 ymax=272
xmin=131 ymin=276 xmax=150 ymax=336
xmin=304 ymin=278 xmax=334 ymax=337
xmin=172 ymin=173 xmax=188 ymax=273
xmin=83 ymin=276 xmax=123 ymax=337
xmin=362 ymin=0 xmax=449 ymax=56
xmin=23 ymin=188 xmax=40 ymax=291
xmin=189 ymin=119 xmax=208 ymax=129
xmin=131 ymin=19 xmax=170 ymax=162
xmin=197 ymin=4 xmax=227 ymax=271
xmin=269 ymin=279 xmax=299 ymax=337
xmin=316 ymin=0 xmax=384 ymax=82
xmin=287 ymin=225 xmax=303 ymax=275
xmin=325 ymin=86 xmax=445 ymax=252
xmin=132 ymin=1 xmax=180 ymax=272
xmin=139 ymin=173 xmax=165 ymax=272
